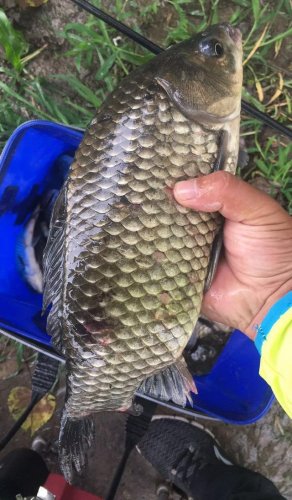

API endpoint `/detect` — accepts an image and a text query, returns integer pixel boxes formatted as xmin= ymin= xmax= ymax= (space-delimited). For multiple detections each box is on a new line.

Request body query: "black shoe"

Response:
xmin=137 ymin=416 xmax=234 ymax=498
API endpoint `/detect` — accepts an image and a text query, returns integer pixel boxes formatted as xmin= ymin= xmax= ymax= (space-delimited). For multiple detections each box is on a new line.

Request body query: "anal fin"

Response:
xmin=138 ymin=358 xmax=197 ymax=407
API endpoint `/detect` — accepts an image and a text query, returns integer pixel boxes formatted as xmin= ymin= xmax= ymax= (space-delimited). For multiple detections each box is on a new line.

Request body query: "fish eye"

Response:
xmin=199 ymin=39 xmax=224 ymax=58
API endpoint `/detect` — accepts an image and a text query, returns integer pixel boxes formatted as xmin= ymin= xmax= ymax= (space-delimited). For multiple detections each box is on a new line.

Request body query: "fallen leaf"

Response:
xmin=255 ymin=78 xmax=264 ymax=102
xmin=267 ymin=73 xmax=284 ymax=105
xmin=0 ymin=358 xmax=18 ymax=380
xmin=7 ymin=387 xmax=56 ymax=435
xmin=17 ymin=0 xmax=48 ymax=7
xmin=243 ymin=23 xmax=270 ymax=66
xmin=274 ymin=39 xmax=282 ymax=58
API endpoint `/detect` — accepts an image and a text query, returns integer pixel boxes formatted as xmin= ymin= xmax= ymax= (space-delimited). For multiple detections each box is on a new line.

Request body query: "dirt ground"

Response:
xmin=0 ymin=352 xmax=291 ymax=499
xmin=0 ymin=1 xmax=291 ymax=499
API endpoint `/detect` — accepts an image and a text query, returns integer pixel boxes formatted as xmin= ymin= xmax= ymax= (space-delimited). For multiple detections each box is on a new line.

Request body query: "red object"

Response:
xmin=44 ymin=473 xmax=103 ymax=500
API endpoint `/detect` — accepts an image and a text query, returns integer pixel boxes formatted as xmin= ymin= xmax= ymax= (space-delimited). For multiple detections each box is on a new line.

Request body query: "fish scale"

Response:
xmin=61 ymin=78 xmax=226 ymax=415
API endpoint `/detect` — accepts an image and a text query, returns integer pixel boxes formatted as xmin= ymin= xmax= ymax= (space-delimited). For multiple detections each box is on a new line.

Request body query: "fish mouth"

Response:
xmin=221 ymin=23 xmax=242 ymax=45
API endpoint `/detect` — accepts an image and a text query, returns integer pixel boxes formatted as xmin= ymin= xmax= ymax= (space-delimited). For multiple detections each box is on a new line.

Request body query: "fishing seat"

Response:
xmin=0 ymin=120 xmax=274 ymax=425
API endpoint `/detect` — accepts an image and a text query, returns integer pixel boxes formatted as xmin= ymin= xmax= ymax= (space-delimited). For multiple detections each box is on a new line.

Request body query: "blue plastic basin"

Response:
xmin=0 ymin=120 xmax=274 ymax=424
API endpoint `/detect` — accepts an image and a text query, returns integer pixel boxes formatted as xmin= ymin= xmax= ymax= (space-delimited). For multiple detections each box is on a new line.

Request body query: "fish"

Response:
xmin=15 ymin=153 xmax=72 ymax=292
xmin=16 ymin=190 xmax=58 ymax=293
xmin=43 ymin=23 xmax=243 ymax=481
xmin=16 ymin=207 xmax=44 ymax=293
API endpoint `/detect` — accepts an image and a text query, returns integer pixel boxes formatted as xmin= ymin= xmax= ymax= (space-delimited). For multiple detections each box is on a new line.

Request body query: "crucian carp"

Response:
xmin=43 ymin=23 xmax=243 ymax=481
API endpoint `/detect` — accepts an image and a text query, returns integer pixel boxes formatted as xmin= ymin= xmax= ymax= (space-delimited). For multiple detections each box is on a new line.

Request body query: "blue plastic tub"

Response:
xmin=0 ymin=120 xmax=274 ymax=424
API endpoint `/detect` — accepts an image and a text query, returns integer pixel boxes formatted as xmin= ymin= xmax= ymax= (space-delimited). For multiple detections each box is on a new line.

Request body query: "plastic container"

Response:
xmin=0 ymin=120 xmax=82 ymax=351
xmin=0 ymin=120 xmax=274 ymax=424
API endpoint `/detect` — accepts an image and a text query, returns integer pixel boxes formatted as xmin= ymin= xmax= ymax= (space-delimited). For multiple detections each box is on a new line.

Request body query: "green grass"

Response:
xmin=0 ymin=9 xmax=28 ymax=72
xmin=0 ymin=0 xmax=291 ymax=210
xmin=0 ymin=336 xmax=35 ymax=374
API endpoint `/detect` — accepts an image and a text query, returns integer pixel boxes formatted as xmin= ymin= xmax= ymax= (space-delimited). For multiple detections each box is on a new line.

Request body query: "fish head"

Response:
xmin=155 ymin=23 xmax=243 ymax=124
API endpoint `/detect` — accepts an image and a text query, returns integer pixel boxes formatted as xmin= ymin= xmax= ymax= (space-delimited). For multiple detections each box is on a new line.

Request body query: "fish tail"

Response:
xmin=59 ymin=408 xmax=95 ymax=483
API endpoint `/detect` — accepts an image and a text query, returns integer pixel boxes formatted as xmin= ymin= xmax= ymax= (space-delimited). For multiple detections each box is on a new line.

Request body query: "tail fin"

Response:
xmin=59 ymin=409 xmax=95 ymax=483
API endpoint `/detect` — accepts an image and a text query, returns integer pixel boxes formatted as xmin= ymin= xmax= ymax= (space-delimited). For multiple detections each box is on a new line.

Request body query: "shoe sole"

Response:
xmin=137 ymin=414 xmax=234 ymax=466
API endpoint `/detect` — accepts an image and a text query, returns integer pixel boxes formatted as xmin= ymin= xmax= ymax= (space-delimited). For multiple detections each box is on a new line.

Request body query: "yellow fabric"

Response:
xmin=259 ymin=308 xmax=292 ymax=418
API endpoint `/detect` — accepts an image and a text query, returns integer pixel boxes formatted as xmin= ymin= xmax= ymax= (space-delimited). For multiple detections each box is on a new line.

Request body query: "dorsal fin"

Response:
xmin=43 ymin=185 xmax=67 ymax=353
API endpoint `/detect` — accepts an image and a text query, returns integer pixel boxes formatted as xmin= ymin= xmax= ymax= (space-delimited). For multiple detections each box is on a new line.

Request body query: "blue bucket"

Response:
xmin=0 ymin=120 xmax=274 ymax=424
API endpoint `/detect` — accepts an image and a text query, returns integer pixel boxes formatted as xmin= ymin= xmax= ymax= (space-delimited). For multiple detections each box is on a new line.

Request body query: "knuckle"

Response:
xmin=215 ymin=170 xmax=233 ymax=189
xmin=210 ymin=171 xmax=234 ymax=199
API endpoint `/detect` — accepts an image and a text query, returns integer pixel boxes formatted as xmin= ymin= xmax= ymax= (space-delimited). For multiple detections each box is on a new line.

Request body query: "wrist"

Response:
xmin=254 ymin=290 xmax=292 ymax=353
xmin=256 ymin=290 xmax=292 ymax=418
xmin=246 ymin=279 xmax=292 ymax=341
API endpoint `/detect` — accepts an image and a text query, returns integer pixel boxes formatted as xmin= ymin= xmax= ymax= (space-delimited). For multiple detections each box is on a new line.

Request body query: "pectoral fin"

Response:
xmin=204 ymin=130 xmax=228 ymax=292
xmin=212 ymin=129 xmax=228 ymax=172
xmin=204 ymin=231 xmax=223 ymax=292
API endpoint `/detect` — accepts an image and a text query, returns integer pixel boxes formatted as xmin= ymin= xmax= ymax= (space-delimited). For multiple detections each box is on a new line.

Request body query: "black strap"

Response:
xmin=105 ymin=396 xmax=157 ymax=500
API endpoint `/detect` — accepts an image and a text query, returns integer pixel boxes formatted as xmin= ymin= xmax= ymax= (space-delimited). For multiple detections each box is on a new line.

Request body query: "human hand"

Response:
xmin=174 ymin=172 xmax=292 ymax=340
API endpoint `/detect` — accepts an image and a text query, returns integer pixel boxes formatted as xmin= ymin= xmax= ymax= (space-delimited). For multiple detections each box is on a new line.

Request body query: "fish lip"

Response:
xmin=220 ymin=23 xmax=242 ymax=45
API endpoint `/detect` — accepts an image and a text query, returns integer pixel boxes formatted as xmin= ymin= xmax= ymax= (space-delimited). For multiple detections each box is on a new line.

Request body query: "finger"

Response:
xmin=173 ymin=171 xmax=286 ymax=224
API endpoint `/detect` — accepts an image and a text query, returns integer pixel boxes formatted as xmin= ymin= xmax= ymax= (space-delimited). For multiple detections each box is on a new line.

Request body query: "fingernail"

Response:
xmin=174 ymin=177 xmax=222 ymax=211
xmin=174 ymin=180 xmax=198 ymax=201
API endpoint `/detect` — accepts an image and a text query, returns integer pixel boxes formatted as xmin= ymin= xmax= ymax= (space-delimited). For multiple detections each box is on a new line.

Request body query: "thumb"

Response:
xmin=173 ymin=171 xmax=286 ymax=225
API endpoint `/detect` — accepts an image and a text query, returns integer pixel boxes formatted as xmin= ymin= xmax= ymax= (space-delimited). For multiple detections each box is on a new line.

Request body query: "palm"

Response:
xmin=202 ymin=212 xmax=292 ymax=337
xmin=174 ymin=172 xmax=292 ymax=339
